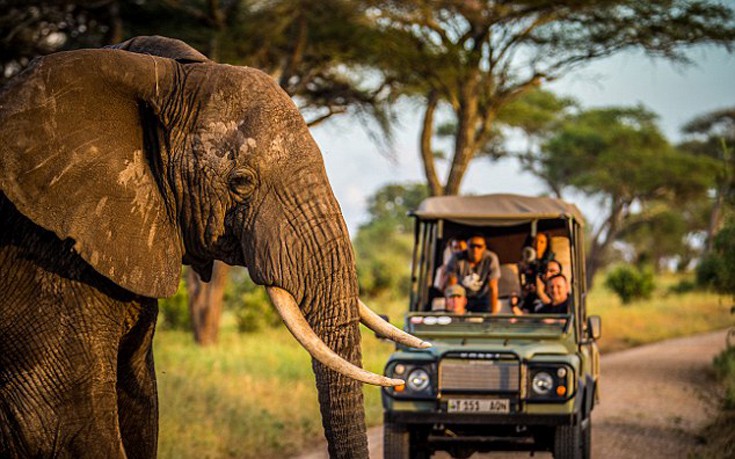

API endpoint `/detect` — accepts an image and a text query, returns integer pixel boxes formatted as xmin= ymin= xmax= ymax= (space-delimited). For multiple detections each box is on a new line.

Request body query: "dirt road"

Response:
xmin=296 ymin=330 xmax=727 ymax=458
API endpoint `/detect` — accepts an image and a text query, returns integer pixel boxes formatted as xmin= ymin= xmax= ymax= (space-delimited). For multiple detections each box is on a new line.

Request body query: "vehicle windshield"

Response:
xmin=405 ymin=312 xmax=571 ymax=339
xmin=413 ymin=217 xmax=580 ymax=316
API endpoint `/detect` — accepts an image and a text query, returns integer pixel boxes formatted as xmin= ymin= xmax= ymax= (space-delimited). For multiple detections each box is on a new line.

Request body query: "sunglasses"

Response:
xmin=469 ymin=243 xmax=485 ymax=249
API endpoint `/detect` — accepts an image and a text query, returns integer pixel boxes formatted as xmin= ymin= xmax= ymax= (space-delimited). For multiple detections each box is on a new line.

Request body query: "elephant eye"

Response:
xmin=229 ymin=167 xmax=258 ymax=201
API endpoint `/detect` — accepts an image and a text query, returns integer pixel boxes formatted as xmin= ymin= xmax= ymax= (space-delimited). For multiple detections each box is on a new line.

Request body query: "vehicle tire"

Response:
xmin=581 ymin=415 xmax=591 ymax=459
xmin=384 ymin=422 xmax=410 ymax=459
xmin=553 ymin=422 xmax=582 ymax=459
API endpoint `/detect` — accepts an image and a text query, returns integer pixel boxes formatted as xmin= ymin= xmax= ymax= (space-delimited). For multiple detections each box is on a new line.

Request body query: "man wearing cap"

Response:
xmin=446 ymin=235 xmax=501 ymax=313
xmin=444 ymin=284 xmax=467 ymax=315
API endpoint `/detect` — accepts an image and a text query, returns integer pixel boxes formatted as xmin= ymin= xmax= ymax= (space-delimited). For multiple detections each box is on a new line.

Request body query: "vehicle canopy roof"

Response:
xmin=412 ymin=193 xmax=585 ymax=227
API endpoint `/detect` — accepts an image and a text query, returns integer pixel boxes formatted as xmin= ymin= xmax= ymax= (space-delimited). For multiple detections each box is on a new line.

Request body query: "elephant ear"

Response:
xmin=0 ymin=48 xmax=184 ymax=298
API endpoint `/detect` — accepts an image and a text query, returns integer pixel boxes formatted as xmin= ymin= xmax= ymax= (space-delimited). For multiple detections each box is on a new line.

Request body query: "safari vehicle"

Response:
xmin=382 ymin=194 xmax=601 ymax=459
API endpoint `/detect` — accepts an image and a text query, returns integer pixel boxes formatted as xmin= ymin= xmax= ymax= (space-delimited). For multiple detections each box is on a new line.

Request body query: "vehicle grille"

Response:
xmin=439 ymin=358 xmax=520 ymax=392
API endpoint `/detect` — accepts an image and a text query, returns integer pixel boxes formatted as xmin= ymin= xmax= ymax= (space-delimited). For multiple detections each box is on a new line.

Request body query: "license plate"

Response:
xmin=447 ymin=398 xmax=510 ymax=413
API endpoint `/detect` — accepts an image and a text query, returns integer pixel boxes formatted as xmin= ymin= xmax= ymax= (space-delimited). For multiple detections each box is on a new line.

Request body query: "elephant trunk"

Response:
xmin=243 ymin=176 xmax=369 ymax=457
xmin=300 ymin=222 xmax=369 ymax=458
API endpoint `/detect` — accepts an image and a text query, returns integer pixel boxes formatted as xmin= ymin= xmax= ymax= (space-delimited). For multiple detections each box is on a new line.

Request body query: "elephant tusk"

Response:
xmin=358 ymin=300 xmax=431 ymax=349
xmin=266 ymin=286 xmax=405 ymax=387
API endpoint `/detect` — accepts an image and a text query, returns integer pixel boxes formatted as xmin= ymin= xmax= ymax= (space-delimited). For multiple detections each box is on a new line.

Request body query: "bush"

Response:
xmin=225 ymin=268 xmax=281 ymax=333
xmin=697 ymin=221 xmax=735 ymax=297
xmin=158 ymin=277 xmax=191 ymax=330
xmin=604 ymin=264 xmax=655 ymax=304
xmin=668 ymin=279 xmax=696 ymax=294
xmin=714 ymin=346 xmax=735 ymax=410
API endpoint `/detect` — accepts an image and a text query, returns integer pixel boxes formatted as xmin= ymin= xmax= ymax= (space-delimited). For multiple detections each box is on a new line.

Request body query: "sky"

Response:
xmin=310 ymin=45 xmax=735 ymax=236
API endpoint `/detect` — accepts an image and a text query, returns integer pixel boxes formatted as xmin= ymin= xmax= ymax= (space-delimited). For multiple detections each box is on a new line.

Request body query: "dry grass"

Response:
xmin=586 ymin=274 xmax=731 ymax=353
xmin=154 ymin=325 xmax=396 ymax=458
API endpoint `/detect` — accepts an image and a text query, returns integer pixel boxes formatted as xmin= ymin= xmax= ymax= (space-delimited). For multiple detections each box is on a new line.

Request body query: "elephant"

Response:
xmin=0 ymin=36 xmax=428 ymax=458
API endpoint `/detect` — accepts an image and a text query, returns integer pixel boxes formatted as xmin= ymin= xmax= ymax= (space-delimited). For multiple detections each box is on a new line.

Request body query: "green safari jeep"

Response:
xmin=382 ymin=194 xmax=601 ymax=459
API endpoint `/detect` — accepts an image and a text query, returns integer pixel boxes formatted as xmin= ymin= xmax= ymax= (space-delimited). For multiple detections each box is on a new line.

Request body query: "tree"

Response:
xmin=680 ymin=107 xmax=735 ymax=252
xmin=617 ymin=201 xmax=701 ymax=271
xmin=353 ymin=183 xmax=428 ymax=297
xmin=528 ymin=106 xmax=716 ymax=285
xmin=364 ymin=0 xmax=735 ymax=196
xmin=1 ymin=1 xmax=396 ymax=130
xmin=697 ymin=219 xmax=735 ymax=298
xmin=0 ymin=0 xmax=123 ymax=84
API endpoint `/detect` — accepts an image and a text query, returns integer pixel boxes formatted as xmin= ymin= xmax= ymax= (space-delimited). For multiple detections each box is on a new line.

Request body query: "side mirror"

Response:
xmin=587 ymin=315 xmax=602 ymax=341
xmin=374 ymin=314 xmax=391 ymax=340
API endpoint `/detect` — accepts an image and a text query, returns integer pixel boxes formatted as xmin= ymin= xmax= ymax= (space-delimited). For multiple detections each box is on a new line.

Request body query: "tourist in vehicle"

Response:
xmin=434 ymin=236 xmax=467 ymax=290
xmin=446 ymin=235 xmax=501 ymax=313
xmin=534 ymin=274 xmax=571 ymax=314
xmin=444 ymin=284 xmax=467 ymax=315
xmin=519 ymin=233 xmax=555 ymax=311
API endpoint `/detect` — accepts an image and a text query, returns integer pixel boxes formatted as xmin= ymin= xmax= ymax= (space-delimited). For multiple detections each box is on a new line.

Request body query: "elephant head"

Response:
xmin=0 ymin=36 xmax=427 ymax=458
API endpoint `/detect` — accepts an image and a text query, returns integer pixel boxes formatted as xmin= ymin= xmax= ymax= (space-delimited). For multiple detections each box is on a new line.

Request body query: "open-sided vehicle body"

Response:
xmin=382 ymin=194 xmax=601 ymax=459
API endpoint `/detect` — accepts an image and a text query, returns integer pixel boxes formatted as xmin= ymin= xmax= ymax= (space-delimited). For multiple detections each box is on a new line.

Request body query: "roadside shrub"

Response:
xmin=225 ymin=268 xmax=281 ymax=333
xmin=697 ymin=220 xmax=735 ymax=297
xmin=158 ymin=277 xmax=191 ymax=330
xmin=668 ymin=279 xmax=696 ymax=294
xmin=604 ymin=264 xmax=655 ymax=304
xmin=714 ymin=346 xmax=735 ymax=410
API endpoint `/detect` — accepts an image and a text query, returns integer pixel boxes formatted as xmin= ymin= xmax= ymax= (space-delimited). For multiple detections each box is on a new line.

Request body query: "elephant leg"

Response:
xmin=0 ymin=246 xmax=127 ymax=458
xmin=116 ymin=300 xmax=159 ymax=459
xmin=0 ymin=303 xmax=127 ymax=457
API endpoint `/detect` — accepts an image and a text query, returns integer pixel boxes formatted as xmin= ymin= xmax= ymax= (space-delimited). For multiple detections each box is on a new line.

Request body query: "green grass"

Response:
xmin=154 ymin=274 xmax=731 ymax=458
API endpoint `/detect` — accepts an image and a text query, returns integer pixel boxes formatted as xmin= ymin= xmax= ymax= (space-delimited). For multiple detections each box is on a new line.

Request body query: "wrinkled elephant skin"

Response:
xmin=0 ymin=36 xmax=370 ymax=458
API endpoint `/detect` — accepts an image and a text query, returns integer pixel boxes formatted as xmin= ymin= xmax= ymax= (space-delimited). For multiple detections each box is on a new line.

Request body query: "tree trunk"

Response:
xmin=585 ymin=198 xmax=628 ymax=288
xmin=444 ymin=73 xmax=480 ymax=195
xmin=705 ymin=190 xmax=724 ymax=253
xmin=187 ymin=261 xmax=230 ymax=346
xmin=420 ymin=91 xmax=443 ymax=196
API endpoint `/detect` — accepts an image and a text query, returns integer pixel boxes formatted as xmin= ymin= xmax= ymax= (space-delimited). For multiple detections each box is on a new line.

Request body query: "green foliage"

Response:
xmin=354 ymin=182 xmax=428 ymax=297
xmin=697 ymin=220 xmax=735 ymax=296
xmin=224 ymin=268 xmax=281 ymax=333
xmin=158 ymin=277 xmax=191 ymax=331
xmin=365 ymin=182 xmax=429 ymax=233
xmin=604 ymin=264 xmax=655 ymax=304
xmin=354 ymin=221 xmax=415 ymax=297
xmin=368 ymin=0 xmax=735 ymax=194
xmin=667 ymin=279 xmax=696 ymax=295
xmin=620 ymin=201 xmax=702 ymax=269
xmin=714 ymin=346 xmax=735 ymax=409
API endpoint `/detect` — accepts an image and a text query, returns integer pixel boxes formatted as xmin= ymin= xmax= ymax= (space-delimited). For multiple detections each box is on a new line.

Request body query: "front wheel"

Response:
xmin=553 ymin=421 xmax=584 ymax=459
xmin=384 ymin=422 xmax=430 ymax=459
xmin=581 ymin=415 xmax=591 ymax=458
xmin=384 ymin=422 xmax=409 ymax=459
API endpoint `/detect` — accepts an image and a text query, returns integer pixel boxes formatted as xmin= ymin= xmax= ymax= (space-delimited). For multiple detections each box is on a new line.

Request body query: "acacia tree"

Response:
xmin=531 ymin=106 xmax=716 ymax=285
xmin=679 ymin=107 xmax=735 ymax=252
xmin=365 ymin=0 xmax=735 ymax=196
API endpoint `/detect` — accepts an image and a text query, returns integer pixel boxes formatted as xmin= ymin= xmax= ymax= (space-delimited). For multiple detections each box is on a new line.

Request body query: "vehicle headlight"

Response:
xmin=406 ymin=369 xmax=431 ymax=392
xmin=531 ymin=371 xmax=554 ymax=396
xmin=527 ymin=365 xmax=574 ymax=401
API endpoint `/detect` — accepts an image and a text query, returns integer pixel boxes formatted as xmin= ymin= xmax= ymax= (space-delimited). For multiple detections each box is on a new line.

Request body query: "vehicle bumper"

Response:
xmin=384 ymin=410 xmax=576 ymax=426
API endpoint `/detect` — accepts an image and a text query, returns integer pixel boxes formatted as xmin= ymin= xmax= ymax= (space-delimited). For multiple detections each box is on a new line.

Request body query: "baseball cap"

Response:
xmin=445 ymin=284 xmax=466 ymax=298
